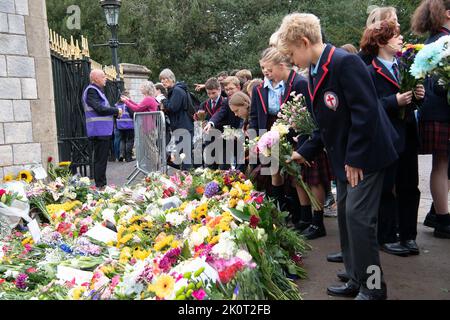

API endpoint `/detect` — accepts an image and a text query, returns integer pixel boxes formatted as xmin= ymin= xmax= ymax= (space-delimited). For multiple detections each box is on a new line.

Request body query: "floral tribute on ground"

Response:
xmin=0 ymin=167 xmax=310 ymax=300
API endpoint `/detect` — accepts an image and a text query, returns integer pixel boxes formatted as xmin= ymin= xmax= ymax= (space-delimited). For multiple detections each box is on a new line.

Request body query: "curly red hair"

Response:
xmin=360 ymin=20 xmax=400 ymax=56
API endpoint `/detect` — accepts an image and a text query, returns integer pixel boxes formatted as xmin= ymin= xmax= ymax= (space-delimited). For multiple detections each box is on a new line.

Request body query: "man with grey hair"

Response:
xmin=82 ymin=69 xmax=121 ymax=188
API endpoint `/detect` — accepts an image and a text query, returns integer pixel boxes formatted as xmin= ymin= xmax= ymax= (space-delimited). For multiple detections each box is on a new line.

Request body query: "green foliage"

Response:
xmin=47 ymin=0 xmax=422 ymax=89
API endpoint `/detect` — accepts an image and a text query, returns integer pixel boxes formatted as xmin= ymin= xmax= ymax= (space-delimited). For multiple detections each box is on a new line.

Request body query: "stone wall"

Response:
xmin=0 ymin=0 xmax=58 ymax=180
xmin=121 ymin=63 xmax=151 ymax=102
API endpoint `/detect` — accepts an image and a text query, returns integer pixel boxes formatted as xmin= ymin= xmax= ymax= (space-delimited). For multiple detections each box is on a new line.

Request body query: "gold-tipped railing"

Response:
xmin=49 ymin=29 xmax=123 ymax=80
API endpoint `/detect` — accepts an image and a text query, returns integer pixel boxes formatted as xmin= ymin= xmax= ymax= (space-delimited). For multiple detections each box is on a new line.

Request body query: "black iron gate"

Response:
xmin=51 ymin=53 xmax=123 ymax=178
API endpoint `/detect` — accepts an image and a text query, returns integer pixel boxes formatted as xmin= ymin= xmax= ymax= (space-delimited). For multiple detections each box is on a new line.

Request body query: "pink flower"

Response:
xmin=254 ymin=195 xmax=264 ymax=204
xmin=0 ymin=189 xmax=6 ymax=197
xmin=192 ymin=289 xmax=206 ymax=300
xmin=111 ymin=275 xmax=120 ymax=288
xmin=26 ymin=267 xmax=37 ymax=274
xmin=257 ymin=131 xmax=280 ymax=156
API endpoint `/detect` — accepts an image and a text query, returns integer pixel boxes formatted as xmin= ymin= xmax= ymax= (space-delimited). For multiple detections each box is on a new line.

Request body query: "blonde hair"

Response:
xmin=141 ymin=81 xmax=156 ymax=96
xmin=366 ymin=6 xmax=397 ymax=28
xmin=269 ymin=31 xmax=280 ymax=47
xmin=276 ymin=13 xmax=323 ymax=54
xmin=259 ymin=47 xmax=291 ymax=66
xmin=222 ymin=76 xmax=241 ymax=88
xmin=235 ymin=69 xmax=253 ymax=81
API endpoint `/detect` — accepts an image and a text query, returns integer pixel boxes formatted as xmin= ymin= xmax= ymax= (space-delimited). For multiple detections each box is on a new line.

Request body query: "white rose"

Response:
xmin=236 ymin=249 xmax=253 ymax=263
xmin=236 ymin=200 xmax=245 ymax=212
xmin=190 ymin=231 xmax=204 ymax=247
xmin=102 ymin=209 xmax=116 ymax=225
xmin=198 ymin=226 xmax=210 ymax=239
xmin=79 ymin=177 xmax=91 ymax=186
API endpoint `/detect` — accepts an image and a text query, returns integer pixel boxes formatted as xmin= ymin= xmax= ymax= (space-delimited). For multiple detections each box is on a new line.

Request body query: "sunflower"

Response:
xmin=3 ymin=174 xmax=14 ymax=182
xmin=58 ymin=161 xmax=72 ymax=167
xmin=17 ymin=170 xmax=33 ymax=183
xmin=149 ymin=275 xmax=175 ymax=299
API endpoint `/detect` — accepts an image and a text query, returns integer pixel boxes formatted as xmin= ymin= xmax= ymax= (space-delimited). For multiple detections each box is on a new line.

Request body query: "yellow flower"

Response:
xmin=3 ymin=174 xmax=14 ymax=182
xmin=228 ymin=198 xmax=237 ymax=208
xmin=149 ymin=275 xmax=175 ymax=299
xmin=171 ymin=240 xmax=180 ymax=248
xmin=154 ymin=235 xmax=174 ymax=251
xmin=119 ymin=247 xmax=132 ymax=264
xmin=209 ymin=235 xmax=220 ymax=245
xmin=119 ymin=233 xmax=133 ymax=245
xmin=133 ymin=248 xmax=150 ymax=260
xmin=58 ymin=161 xmax=72 ymax=167
xmin=71 ymin=287 xmax=86 ymax=300
xmin=229 ymin=189 xmax=239 ymax=198
xmin=17 ymin=170 xmax=33 ymax=183
xmin=21 ymin=237 xmax=33 ymax=246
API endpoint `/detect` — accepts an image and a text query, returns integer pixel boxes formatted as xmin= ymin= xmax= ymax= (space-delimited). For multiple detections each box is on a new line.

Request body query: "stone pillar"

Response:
xmin=0 ymin=0 xmax=58 ymax=180
xmin=121 ymin=63 xmax=151 ymax=102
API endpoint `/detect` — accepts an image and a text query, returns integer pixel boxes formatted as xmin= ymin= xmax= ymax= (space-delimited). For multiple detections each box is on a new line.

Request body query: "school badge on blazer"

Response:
xmin=324 ymin=91 xmax=339 ymax=111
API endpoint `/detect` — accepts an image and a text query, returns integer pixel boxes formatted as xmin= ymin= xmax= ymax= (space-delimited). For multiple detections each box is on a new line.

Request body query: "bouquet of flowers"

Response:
xmin=277 ymin=92 xmax=316 ymax=136
xmin=222 ymin=126 xmax=244 ymax=141
xmin=254 ymin=123 xmax=321 ymax=211
xmin=397 ymin=43 xmax=424 ymax=119
xmin=193 ymin=110 xmax=207 ymax=122
xmin=411 ymin=35 xmax=450 ymax=104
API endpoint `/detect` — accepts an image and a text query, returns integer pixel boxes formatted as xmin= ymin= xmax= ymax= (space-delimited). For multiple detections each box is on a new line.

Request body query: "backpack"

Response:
xmin=184 ymin=89 xmax=201 ymax=121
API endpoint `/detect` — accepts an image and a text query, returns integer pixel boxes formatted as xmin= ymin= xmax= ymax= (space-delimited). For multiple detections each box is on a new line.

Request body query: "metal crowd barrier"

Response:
xmin=126 ymin=111 xmax=167 ymax=185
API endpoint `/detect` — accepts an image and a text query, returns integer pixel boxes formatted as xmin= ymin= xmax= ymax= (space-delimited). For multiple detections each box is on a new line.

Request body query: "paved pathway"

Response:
xmin=106 ymin=155 xmax=450 ymax=300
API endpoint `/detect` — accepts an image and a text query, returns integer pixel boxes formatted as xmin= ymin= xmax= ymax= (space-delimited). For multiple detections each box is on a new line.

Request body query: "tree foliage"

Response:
xmin=47 ymin=0 xmax=422 ymax=89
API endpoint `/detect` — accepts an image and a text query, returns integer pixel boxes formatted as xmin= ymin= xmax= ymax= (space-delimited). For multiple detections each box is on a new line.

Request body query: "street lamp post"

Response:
xmin=99 ymin=0 xmax=122 ymax=83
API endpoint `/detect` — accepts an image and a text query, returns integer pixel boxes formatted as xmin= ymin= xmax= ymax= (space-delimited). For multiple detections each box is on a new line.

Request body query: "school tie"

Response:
xmin=392 ymin=63 xmax=401 ymax=83
xmin=212 ymin=100 xmax=217 ymax=112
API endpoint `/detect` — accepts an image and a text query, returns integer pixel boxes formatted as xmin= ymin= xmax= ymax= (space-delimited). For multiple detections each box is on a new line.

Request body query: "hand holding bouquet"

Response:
xmin=397 ymin=44 xmax=424 ymax=119
xmin=254 ymin=123 xmax=321 ymax=211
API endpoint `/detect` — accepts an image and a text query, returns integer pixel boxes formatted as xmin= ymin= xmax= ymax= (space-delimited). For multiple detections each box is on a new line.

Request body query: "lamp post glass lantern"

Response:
xmin=100 ymin=0 xmax=121 ymax=27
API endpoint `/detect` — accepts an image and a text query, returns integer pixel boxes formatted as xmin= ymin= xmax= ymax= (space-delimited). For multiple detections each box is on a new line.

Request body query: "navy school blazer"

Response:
xmin=249 ymin=70 xmax=311 ymax=131
xmin=419 ymin=27 xmax=450 ymax=123
xmin=209 ymin=99 xmax=241 ymax=131
xmin=297 ymin=44 xmax=399 ymax=182
xmin=368 ymin=57 xmax=419 ymax=154
xmin=200 ymin=96 xmax=226 ymax=122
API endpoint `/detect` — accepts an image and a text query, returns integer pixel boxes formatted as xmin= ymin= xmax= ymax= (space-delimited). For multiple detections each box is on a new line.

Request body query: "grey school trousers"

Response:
xmin=336 ymin=170 xmax=385 ymax=289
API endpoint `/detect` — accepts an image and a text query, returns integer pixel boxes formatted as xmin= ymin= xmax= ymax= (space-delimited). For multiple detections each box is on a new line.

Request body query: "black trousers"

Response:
xmin=119 ymin=129 xmax=135 ymax=161
xmin=91 ymin=137 xmax=110 ymax=188
xmin=378 ymin=132 xmax=420 ymax=243
xmin=337 ymin=171 xmax=385 ymax=287
xmin=396 ymin=135 xmax=420 ymax=242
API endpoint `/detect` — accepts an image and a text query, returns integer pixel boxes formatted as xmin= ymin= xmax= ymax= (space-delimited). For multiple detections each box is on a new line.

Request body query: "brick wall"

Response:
xmin=0 ymin=0 xmax=58 ymax=180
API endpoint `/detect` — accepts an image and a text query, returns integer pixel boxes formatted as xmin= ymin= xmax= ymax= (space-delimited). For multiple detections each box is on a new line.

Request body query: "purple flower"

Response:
xmin=204 ymin=181 xmax=220 ymax=198
xmin=15 ymin=273 xmax=28 ymax=290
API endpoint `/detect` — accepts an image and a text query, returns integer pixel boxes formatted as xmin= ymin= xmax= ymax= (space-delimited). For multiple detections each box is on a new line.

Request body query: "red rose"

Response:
xmin=0 ymin=189 xmax=6 ymax=197
xmin=79 ymin=225 xmax=88 ymax=235
xmin=254 ymin=195 xmax=264 ymax=204
xmin=249 ymin=215 xmax=260 ymax=229
xmin=47 ymin=156 xmax=53 ymax=163
xmin=0 ymin=279 xmax=5 ymax=285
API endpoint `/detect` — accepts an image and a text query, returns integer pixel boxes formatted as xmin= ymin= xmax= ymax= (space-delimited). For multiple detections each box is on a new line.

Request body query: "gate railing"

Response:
xmin=50 ymin=30 xmax=124 ymax=178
